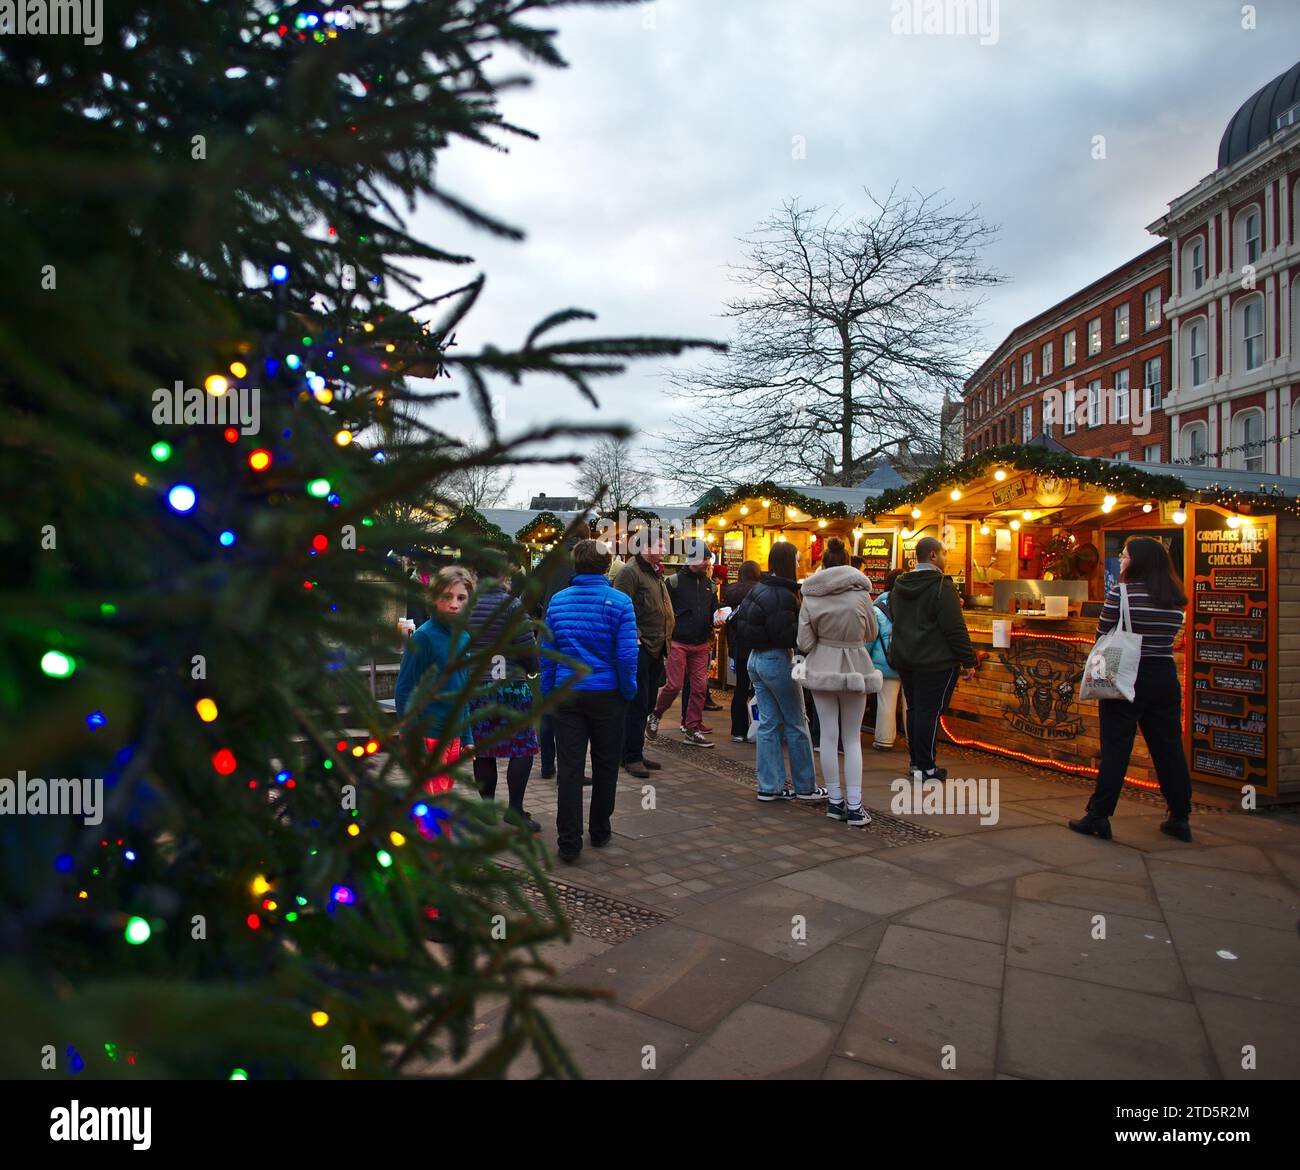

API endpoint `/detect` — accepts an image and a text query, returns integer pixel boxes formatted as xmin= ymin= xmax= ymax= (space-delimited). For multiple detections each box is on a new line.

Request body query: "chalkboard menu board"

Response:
xmin=856 ymin=529 xmax=896 ymax=590
xmin=1186 ymin=509 xmax=1275 ymax=792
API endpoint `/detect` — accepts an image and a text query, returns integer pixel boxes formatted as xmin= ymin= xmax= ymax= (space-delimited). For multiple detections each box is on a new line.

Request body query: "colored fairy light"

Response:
xmin=230 ymin=1069 xmax=249 ymax=1080
xmin=247 ymin=914 xmax=261 ymax=930
xmin=295 ymin=896 xmax=307 ymax=906
xmin=326 ymin=493 xmax=340 ymax=506
xmin=248 ymin=449 xmax=272 ymax=472
xmin=196 ymin=698 xmax=218 ymax=722
xmin=285 ymin=354 xmax=302 ymax=370
xmin=330 ymin=884 xmax=354 ymax=905
xmin=124 ymin=850 xmax=136 ymax=862
xmin=212 ymin=748 xmax=237 ymax=775
xmin=413 ymin=803 xmax=429 ymax=818
xmin=55 ymin=854 xmax=73 ymax=872
xmin=285 ymin=911 xmax=298 ymax=922
xmin=351 ymin=745 xmax=364 ymax=757
xmin=205 ymin=374 xmax=229 ymax=396
xmin=41 ymin=650 xmax=75 ymax=678
xmin=124 ymin=916 xmax=151 ymax=945
xmin=86 ymin=710 xmax=106 ymax=730
xmin=307 ymin=478 xmax=330 ymax=498
xmin=311 ymin=534 xmax=328 ymax=552
xmin=270 ymin=263 xmax=289 ymax=283
xmin=100 ymin=602 xmax=116 ymax=616
xmin=275 ymin=770 xmax=291 ymax=783
xmin=346 ymin=824 xmax=360 ymax=837
xmin=949 ymin=488 xmax=962 ymax=501
xmin=311 ymin=1011 xmax=329 ymax=1027
xmin=223 ymin=426 xmax=239 ymax=443
xmin=230 ymin=361 xmax=248 ymax=378
xmin=264 ymin=900 xmax=277 ymax=911
xmin=313 ymin=386 xmax=333 ymax=404
xmin=365 ymin=740 xmax=378 ymax=754
xmin=362 ymin=322 xmax=374 ymax=333
xmin=219 ymin=530 xmax=236 ymax=547
xmin=334 ymin=430 xmax=352 ymax=447
xmin=167 ymin=484 xmax=197 ymax=513
xmin=251 ymin=874 xmax=271 ymax=896
xmin=390 ymin=831 xmax=406 ymax=847
xmin=307 ymin=373 xmax=325 ymax=392
xmin=150 ymin=441 xmax=171 ymax=462
xmin=1010 ymin=519 xmax=1021 ymax=531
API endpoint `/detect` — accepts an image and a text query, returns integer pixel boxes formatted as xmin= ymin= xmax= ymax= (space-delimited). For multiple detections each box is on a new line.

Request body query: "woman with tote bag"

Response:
xmin=796 ymin=538 xmax=882 ymax=827
xmin=1069 ymin=536 xmax=1194 ymax=843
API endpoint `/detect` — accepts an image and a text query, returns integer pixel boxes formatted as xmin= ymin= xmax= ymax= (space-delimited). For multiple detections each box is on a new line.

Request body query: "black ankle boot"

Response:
xmin=1160 ymin=815 xmax=1192 ymax=842
xmin=1068 ymin=810 xmax=1113 ymax=840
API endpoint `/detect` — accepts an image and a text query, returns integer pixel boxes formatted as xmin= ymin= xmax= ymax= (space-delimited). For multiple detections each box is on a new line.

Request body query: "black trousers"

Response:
xmin=897 ymin=666 xmax=960 ymax=775
xmin=539 ymin=713 xmax=556 ymax=774
xmin=730 ymin=648 xmax=752 ymax=739
xmin=623 ymin=646 xmax=664 ymax=764
xmin=1089 ymin=655 xmax=1193 ymax=819
xmin=556 ymin=689 xmax=627 ymax=855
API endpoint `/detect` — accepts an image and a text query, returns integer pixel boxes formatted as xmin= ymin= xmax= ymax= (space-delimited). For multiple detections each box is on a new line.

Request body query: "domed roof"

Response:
xmin=1218 ymin=60 xmax=1300 ymax=169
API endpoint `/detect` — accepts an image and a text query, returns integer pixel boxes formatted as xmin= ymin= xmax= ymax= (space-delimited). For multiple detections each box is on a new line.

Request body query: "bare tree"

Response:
xmin=660 ymin=188 xmax=1003 ymax=486
xmin=571 ymin=436 xmax=657 ymax=510
xmin=442 ymin=462 xmax=516 ymax=510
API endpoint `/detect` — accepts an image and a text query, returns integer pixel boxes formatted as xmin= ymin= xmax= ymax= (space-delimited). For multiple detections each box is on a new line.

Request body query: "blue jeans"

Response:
xmin=747 ymin=648 xmax=817 ymax=796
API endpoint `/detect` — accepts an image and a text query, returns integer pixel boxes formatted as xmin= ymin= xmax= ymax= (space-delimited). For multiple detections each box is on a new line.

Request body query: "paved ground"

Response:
xmin=421 ymin=696 xmax=1300 ymax=1079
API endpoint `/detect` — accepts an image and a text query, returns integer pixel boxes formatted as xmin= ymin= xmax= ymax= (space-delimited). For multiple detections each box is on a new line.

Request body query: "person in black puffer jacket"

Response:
xmin=733 ymin=542 xmax=824 ymax=803
xmin=723 ymin=559 xmax=761 ymax=740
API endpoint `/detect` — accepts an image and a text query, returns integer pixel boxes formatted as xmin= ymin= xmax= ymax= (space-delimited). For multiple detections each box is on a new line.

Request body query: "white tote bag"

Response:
xmin=1079 ymin=584 xmax=1143 ymax=702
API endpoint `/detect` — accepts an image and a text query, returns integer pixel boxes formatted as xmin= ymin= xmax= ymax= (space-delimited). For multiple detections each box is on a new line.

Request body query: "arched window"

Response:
xmin=1232 ymin=409 xmax=1265 ymax=472
xmin=1233 ymin=294 xmax=1266 ymax=371
xmin=1185 ymin=317 xmax=1208 ymax=386
xmin=1183 ymin=237 xmax=1206 ymax=292
xmin=1235 ymin=206 xmax=1262 ymax=267
xmin=1181 ymin=422 xmax=1208 ymax=465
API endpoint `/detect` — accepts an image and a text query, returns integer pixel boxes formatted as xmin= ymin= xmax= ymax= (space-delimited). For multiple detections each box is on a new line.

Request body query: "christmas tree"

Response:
xmin=0 ymin=0 xmax=719 ymax=1078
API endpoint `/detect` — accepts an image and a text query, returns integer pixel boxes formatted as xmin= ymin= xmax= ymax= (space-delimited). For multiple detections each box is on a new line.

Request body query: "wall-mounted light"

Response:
xmin=910 ymin=507 xmax=922 ymax=520
xmin=979 ymin=522 xmax=990 ymax=536
xmin=901 ymin=527 xmax=913 ymax=540
xmin=1172 ymin=501 xmax=1187 ymax=525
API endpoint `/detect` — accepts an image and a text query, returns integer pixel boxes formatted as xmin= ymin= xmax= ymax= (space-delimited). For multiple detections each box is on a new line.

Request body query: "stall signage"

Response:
xmin=991 ymin=476 xmax=1029 ymax=506
xmin=1187 ymin=509 xmax=1275 ymax=792
xmin=856 ymin=529 xmax=896 ymax=589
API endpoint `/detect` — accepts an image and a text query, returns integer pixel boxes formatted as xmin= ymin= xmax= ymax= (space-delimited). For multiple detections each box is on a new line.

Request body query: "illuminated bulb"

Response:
xmin=229 ymin=361 xmax=248 ymax=378
xmin=1010 ymin=519 xmax=1021 ymax=531
xmin=351 ymin=745 xmax=365 ymax=757
xmin=1142 ymin=503 xmax=1153 ymax=513
xmin=205 ymin=374 xmax=229 ymax=397
xmin=901 ymin=527 xmax=912 ymax=540
xmin=1021 ymin=511 xmax=1033 ymax=521
xmin=41 ymin=650 xmax=76 ymax=678
xmin=124 ymin=917 xmax=151 ymax=945
xmin=818 ymin=519 xmax=828 ymax=529
xmin=994 ymin=468 xmax=1007 ymax=481
xmin=390 ymin=831 xmax=406 ymax=847
xmin=1226 ymin=514 xmax=1241 ymax=529
xmin=314 ymin=386 xmax=334 ymax=404
xmin=151 ymin=441 xmax=172 ymax=462
xmin=384 ymin=343 xmax=395 ymax=353
xmin=1172 ymin=507 xmax=1187 ymax=525
xmin=761 ymin=499 xmax=770 ymax=508
xmin=230 ymin=1069 xmax=249 ymax=1080
xmin=311 ymin=1011 xmax=329 ymax=1028
xmin=307 ymin=478 xmax=330 ymax=498
xmin=346 ymin=823 xmax=360 ymax=837
xmin=270 ymin=263 xmax=289 ymax=283
xmin=377 ymin=850 xmax=393 ymax=868
xmin=195 ymin=698 xmax=218 ymax=722
xmin=1101 ymin=501 xmax=1115 ymax=514
xmin=167 ymin=484 xmax=197 ymax=513
xmin=739 ymin=505 xmax=749 ymax=515
xmin=248 ymin=449 xmax=272 ymax=472
xmin=717 ymin=517 xmax=727 ymax=527
xmin=251 ymin=874 xmax=271 ymax=897
xmin=285 ymin=354 xmax=302 ymax=370
xmin=949 ymin=488 xmax=962 ymax=501
xmin=362 ymin=322 xmax=375 ymax=333
xmin=979 ymin=524 xmax=990 ymax=536
xmin=911 ymin=507 xmax=922 ymax=520
xmin=1103 ymin=495 xmax=1117 ymax=508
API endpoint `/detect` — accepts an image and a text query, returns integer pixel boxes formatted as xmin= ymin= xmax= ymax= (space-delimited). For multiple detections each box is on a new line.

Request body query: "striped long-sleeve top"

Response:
xmin=1095 ymin=582 xmax=1185 ymax=658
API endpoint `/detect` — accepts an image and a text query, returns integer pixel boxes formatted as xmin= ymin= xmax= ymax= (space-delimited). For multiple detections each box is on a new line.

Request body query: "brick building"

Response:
xmin=963 ymin=246 xmax=1172 ymax=462
xmin=1148 ymin=60 xmax=1300 ymax=474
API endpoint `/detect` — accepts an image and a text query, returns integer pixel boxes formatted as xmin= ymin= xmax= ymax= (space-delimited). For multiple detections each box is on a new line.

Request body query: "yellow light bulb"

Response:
xmin=346 ymin=823 xmax=360 ymax=837
xmin=251 ymin=875 xmax=271 ymax=897
xmin=739 ymin=505 xmax=749 ymax=515
xmin=314 ymin=387 xmax=334 ymax=404
xmin=994 ymin=468 xmax=1007 ymax=481
xmin=910 ymin=507 xmax=922 ymax=520
xmin=950 ymin=488 xmax=962 ymax=501
xmin=1226 ymin=514 xmax=1241 ymax=529
xmin=195 ymin=698 xmax=218 ymax=722
xmin=818 ymin=519 xmax=828 ymax=528
xmin=362 ymin=322 xmax=375 ymax=333
xmin=1011 ymin=519 xmax=1021 ymax=531
xmin=390 ymin=831 xmax=406 ymax=847
xmin=761 ymin=499 xmax=770 ymax=508
xmin=384 ymin=343 xmax=395 ymax=353
xmin=205 ymin=374 xmax=229 ymax=397
xmin=979 ymin=524 xmax=990 ymax=536
xmin=334 ymin=430 xmax=352 ymax=447
xmin=229 ymin=361 xmax=248 ymax=379
xmin=311 ymin=1011 xmax=329 ymax=1027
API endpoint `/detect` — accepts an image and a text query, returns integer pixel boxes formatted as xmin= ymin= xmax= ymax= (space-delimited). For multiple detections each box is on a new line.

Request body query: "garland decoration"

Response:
xmin=692 ymin=480 xmax=852 ymax=521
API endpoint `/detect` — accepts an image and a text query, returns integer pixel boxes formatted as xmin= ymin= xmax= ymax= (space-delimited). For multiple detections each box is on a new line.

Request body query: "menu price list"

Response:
xmin=1188 ymin=510 xmax=1272 ymax=789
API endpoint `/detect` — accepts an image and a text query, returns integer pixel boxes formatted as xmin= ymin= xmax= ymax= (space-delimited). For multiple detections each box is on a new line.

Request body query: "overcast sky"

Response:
xmin=403 ymin=0 xmax=1300 ymax=505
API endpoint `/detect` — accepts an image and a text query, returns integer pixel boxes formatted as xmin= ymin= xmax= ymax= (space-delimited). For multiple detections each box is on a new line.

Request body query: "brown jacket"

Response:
xmin=614 ymin=555 xmax=675 ymax=656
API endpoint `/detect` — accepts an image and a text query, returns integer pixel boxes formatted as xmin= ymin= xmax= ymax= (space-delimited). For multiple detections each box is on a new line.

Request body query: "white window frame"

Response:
xmin=1063 ymin=386 xmax=1076 ymax=435
xmin=1114 ymin=303 xmax=1130 ymax=344
xmin=1185 ymin=237 xmax=1205 ymax=290
xmin=1021 ymin=404 xmax=1032 ymax=441
xmin=1233 ymin=408 xmax=1265 ymax=472
xmin=1114 ymin=368 xmax=1130 ymax=424
xmin=1113 ymin=451 xmax=1131 ymax=462
xmin=1143 ymin=356 xmax=1162 ymax=411
xmin=1181 ymin=421 xmax=1207 ymax=465
xmin=1087 ymin=317 xmax=1102 ymax=356
xmin=1042 ymin=391 xmax=1055 ymax=435
xmin=1087 ymin=379 xmax=1102 ymax=427
xmin=1239 ymin=206 xmax=1261 ymax=267
xmin=1022 ymin=353 xmax=1032 ymax=383
xmin=1144 ymin=288 xmax=1161 ymax=330
xmin=1143 ymin=443 xmax=1162 ymax=463
xmin=1041 ymin=341 xmax=1053 ymax=377
xmin=1064 ymin=330 xmax=1077 ymax=366
xmin=1187 ymin=318 xmax=1208 ymax=386
xmin=1240 ymin=295 xmax=1265 ymax=371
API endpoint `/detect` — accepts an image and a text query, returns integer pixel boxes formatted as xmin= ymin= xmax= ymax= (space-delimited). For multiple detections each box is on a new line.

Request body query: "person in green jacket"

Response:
xmin=887 ymin=536 xmax=976 ymax=781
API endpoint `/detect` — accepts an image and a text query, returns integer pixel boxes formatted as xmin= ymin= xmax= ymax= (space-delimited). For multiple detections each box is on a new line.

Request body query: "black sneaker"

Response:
xmin=826 ymin=801 xmax=848 ymax=821
xmin=920 ymin=767 xmax=947 ymax=782
xmin=846 ymin=805 xmax=872 ymax=828
xmin=796 ymin=786 xmax=829 ymax=802
xmin=757 ymin=789 xmax=796 ymax=802
xmin=645 ymin=713 xmax=660 ymax=739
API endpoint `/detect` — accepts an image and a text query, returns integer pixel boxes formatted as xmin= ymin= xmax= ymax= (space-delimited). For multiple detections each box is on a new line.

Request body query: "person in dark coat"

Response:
xmin=723 ymin=559 xmax=761 ymax=741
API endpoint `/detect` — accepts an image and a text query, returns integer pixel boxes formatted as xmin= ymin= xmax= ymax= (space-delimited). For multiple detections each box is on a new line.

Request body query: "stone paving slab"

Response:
xmin=874 ymin=924 xmax=1006 ymax=989
xmin=665 ymin=1002 xmax=838 ymax=1080
xmin=873 ymin=836 xmax=1049 ymax=887
xmin=1192 ymin=988 xmax=1300 ymax=1079
xmin=1163 ymin=911 xmax=1300 ymax=1007
xmin=556 ymin=922 xmax=790 ymax=1034
xmin=894 ymin=894 xmax=1010 ymax=944
xmin=751 ymin=942 xmax=874 ymax=1022
xmin=836 ymin=964 xmax=1001 ymax=1079
xmin=998 ymin=967 xmax=1219 ymax=1079
xmin=823 ymin=1056 xmax=918 ymax=1079
xmin=1146 ymin=861 xmax=1300 ymax=932
xmin=1144 ymin=844 xmax=1282 ymax=877
xmin=1013 ymin=869 xmax=1165 ymax=922
xmin=1007 ymin=899 xmax=1191 ymax=998
xmin=775 ymin=853 xmax=957 ymax=916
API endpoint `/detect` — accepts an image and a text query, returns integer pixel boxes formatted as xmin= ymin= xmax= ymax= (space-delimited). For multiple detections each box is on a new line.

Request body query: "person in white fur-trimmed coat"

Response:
xmin=796 ymin=538 xmax=882 ymax=827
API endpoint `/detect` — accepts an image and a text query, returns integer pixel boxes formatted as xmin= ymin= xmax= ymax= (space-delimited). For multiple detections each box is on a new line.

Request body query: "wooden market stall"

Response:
xmin=864 ymin=446 xmax=1300 ymax=802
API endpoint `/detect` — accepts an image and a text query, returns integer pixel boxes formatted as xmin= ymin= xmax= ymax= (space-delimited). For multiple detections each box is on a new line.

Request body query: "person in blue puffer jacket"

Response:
xmin=869 ymin=569 xmax=907 ymax=752
xmin=541 ymin=539 xmax=639 ymax=862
